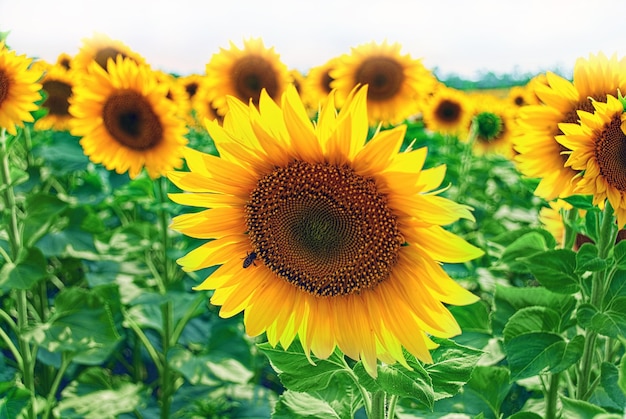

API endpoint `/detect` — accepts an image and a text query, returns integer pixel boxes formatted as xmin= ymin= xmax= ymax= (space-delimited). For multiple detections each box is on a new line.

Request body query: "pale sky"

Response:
xmin=1 ymin=0 xmax=624 ymax=80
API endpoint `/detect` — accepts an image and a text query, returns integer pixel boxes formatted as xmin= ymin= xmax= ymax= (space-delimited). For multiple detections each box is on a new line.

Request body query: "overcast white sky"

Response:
xmin=1 ymin=0 xmax=625 ymax=80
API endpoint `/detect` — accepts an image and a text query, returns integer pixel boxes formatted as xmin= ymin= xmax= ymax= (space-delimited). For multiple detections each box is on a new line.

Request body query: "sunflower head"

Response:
xmin=204 ymin=38 xmax=291 ymax=117
xmin=0 ymin=42 xmax=43 ymax=135
xmin=69 ymin=56 xmax=188 ymax=179
xmin=35 ymin=64 xmax=75 ymax=131
xmin=168 ymin=84 xmax=482 ymax=377
xmin=73 ymin=32 xmax=147 ymax=74
xmin=331 ymin=41 xmax=438 ymax=126
xmin=422 ymin=86 xmax=474 ymax=136
xmin=301 ymin=57 xmax=340 ymax=113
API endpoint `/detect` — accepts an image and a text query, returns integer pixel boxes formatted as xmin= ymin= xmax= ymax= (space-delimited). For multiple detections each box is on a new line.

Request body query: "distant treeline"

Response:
xmin=434 ymin=67 xmax=572 ymax=90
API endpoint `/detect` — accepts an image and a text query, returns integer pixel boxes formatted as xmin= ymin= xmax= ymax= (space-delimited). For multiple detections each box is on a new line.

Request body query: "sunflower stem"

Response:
xmin=370 ymin=391 xmax=386 ymax=419
xmin=577 ymin=203 xmax=616 ymax=400
xmin=0 ymin=127 xmax=38 ymax=419
xmin=41 ymin=353 xmax=71 ymax=419
xmin=545 ymin=372 xmax=560 ymax=419
xmin=562 ymin=207 xmax=579 ymax=250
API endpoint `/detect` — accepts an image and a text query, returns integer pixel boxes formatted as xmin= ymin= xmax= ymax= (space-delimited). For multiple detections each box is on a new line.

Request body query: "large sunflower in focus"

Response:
xmin=558 ymin=95 xmax=626 ymax=227
xmin=204 ymin=38 xmax=291 ymax=117
xmin=514 ymin=53 xmax=626 ymax=201
xmin=331 ymin=41 xmax=437 ymax=126
xmin=167 ymin=85 xmax=483 ymax=376
xmin=69 ymin=57 xmax=188 ymax=179
xmin=35 ymin=64 xmax=74 ymax=131
xmin=422 ymin=86 xmax=474 ymax=137
xmin=0 ymin=42 xmax=42 ymax=135
xmin=73 ymin=32 xmax=146 ymax=74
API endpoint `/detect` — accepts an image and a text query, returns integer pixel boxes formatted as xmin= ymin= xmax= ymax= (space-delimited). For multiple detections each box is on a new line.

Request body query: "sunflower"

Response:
xmin=469 ymin=94 xmax=518 ymax=158
xmin=190 ymin=74 xmax=223 ymax=127
xmin=422 ymin=86 xmax=474 ymax=137
xmin=0 ymin=42 xmax=43 ymax=135
xmin=557 ymin=94 xmax=626 ymax=227
xmin=56 ymin=52 xmax=73 ymax=71
xmin=154 ymin=70 xmax=191 ymax=120
xmin=73 ymin=32 xmax=146 ymax=74
xmin=69 ymin=57 xmax=188 ymax=179
xmin=301 ymin=57 xmax=339 ymax=113
xmin=204 ymin=38 xmax=291 ymax=117
xmin=513 ymin=53 xmax=626 ymax=201
xmin=167 ymin=85 xmax=483 ymax=377
xmin=331 ymin=41 xmax=438 ymax=126
xmin=35 ymin=64 xmax=75 ymax=131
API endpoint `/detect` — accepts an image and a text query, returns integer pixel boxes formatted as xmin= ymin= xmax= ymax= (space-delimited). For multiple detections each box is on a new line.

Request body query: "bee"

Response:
xmin=242 ymin=251 xmax=258 ymax=268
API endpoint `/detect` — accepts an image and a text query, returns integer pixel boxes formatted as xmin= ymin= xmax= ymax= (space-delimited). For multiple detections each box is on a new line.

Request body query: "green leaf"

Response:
xmin=600 ymin=362 xmax=626 ymax=409
xmin=613 ymin=240 xmax=626 ymax=270
xmin=168 ymin=347 xmax=253 ymax=386
xmin=491 ymin=285 xmax=576 ymax=336
xmin=577 ymin=300 xmax=626 ymax=338
xmin=272 ymin=390 xmax=344 ymax=419
xmin=27 ymin=287 xmax=122 ymax=364
xmin=56 ymin=367 xmax=145 ymax=418
xmin=562 ymin=194 xmax=595 ymax=210
xmin=463 ymin=366 xmax=512 ymax=417
xmin=23 ymin=193 xmax=68 ymax=248
xmin=257 ymin=339 xmax=349 ymax=392
xmin=521 ymin=249 xmax=580 ymax=294
xmin=0 ymin=382 xmax=31 ymax=419
xmin=449 ymin=301 xmax=492 ymax=349
xmin=575 ymin=242 xmax=607 ymax=273
xmin=507 ymin=413 xmax=543 ymax=419
xmin=560 ymin=395 xmax=607 ymax=419
xmin=0 ymin=246 xmax=47 ymax=291
xmin=502 ymin=306 xmax=561 ymax=341
xmin=620 ymin=355 xmax=626 ymax=397
xmin=499 ymin=231 xmax=552 ymax=272
xmin=504 ymin=332 xmax=584 ymax=380
xmin=354 ymin=359 xmax=434 ymax=409
xmin=32 ymin=131 xmax=90 ymax=174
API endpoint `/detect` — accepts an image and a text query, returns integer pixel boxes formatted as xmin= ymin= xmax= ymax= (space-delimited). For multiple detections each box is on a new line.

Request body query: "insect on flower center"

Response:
xmin=594 ymin=114 xmax=626 ymax=192
xmin=42 ymin=80 xmax=72 ymax=116
xmin=102 ymin=89 xmax=164 ymax=150
xmin=245 ymin=161 xmax=404 ymax=297
xmin=232 ymin=55 xmax=279 ymax=104
xmin=0 ymin=69 xmax=9 ymax=105
xmin=355 ymin=57 xmax=405 ymax=101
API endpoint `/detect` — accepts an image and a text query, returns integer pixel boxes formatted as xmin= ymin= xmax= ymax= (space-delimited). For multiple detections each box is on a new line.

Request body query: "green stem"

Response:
xmin=0 ymin=322 xmax=22 ymax=367
xmin=343 ymin=365 xmax=371 ymax=418
xmin=160 ymin=300 xmax=173 ymax=419
xmin=562 ymin=207 xmax=579 ymax=250
xmin=370 ymin=391 xmax=386 ymax=419
xmin=170 ymin=294 xmax=205 ymax=346
xmin=123 ymin=308 xmax=163 ymax=372
xmin=42 ymin=354 xmax=71 ymax=419
xmin=386 ymin=394 xmax=399 ymax=419
xmin=545 ymin=372 xmax=560 ymax=419
xmin=577 ymin=203 xmax=617 ymax=400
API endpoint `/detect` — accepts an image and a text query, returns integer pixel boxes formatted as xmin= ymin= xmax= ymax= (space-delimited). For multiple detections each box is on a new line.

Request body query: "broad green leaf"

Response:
xmin=559 ymin=395 xmax=607 ymax=419
xmin=32 ymin=131 xmax=90 ymax=174
xmin=613 ymin=240 xmax=626 ymax=270
xmin=600 ymin=362 xmax=626 ymax=409
xmin=0 ymin=382 xmax=31 ymax=419
xmin=168 ymin=347 xmax=253 ymax=386
xmin=0 ymin=246 xmax=47 ymax=291
xmin=504 ymin=332 xmax=583 ymax=380
xmin=27 ymin=287 xmax=122 ymax=364
xmin=272 ymin=390 xmax=343 ymax=419
xmin=23 ymin=193 xmax=68 ymax=248
xmin=502 ymin=306 xmax=561 ymax=341
xmin=562 ymin=194 xmax=595 ymax=210
xmin=258 ymin=339 xmax=349 ymax=392
xmin=507 ymin=412 xmax=543 ymax=419
xmin=575 ymin=242 xmax=607 ymax=273
xmin=491 ymin=285 xmax=576 ymax=336
xmin=577 ymin=301 xmax=626 ymax=338
xmin=619 ymin=355 xmax=626 ymax=397
xmin=449 ymin=301 xmax=492 ymax=349
xmin=463 ymin=366 xmax=512 ymax=417
xmin=499 ymin=231 xmax=552 ymax=272
xmin=55 ymin=367 xmax=145 ymax=418
xmin=521 ymin=249 xmax=579 ymax=294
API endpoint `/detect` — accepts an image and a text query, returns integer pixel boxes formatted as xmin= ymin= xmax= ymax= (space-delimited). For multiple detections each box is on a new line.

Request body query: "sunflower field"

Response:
xmin=1 ymin=30 xmax=626 ymax=419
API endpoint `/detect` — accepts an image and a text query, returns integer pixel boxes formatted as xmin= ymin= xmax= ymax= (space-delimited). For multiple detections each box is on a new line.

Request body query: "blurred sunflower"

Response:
xmin=168 ymin=85 xmax=482 ymax=377
xmin=507 ymin=84 xmax=538 ymax=108
xmin=154 ymin=70 xmax=191 ymax=120
xmin=190 ymin=75 xmax=223 ymax=127
xmin=179 ymin=73 xmax=204 ymax=102
xmin=558 ymin=94 xmax=626 ymax=227
xmin=422 ymin=86 xmax=474 ymax=137
xmin=35 ymin=64 xmax=74 ymax=131
xmin=301 ymin=57 xmax=339 ymax=113
xmin=469 ymin=94 xmax=517 ymax=158
xmin=69 ymin=57 xmax=188 ymax=179
xmin=331 ymin=41 xmax=437 ymax=126
xmin=0 ymin=42 xmax=43 ymax=135
xmin=56 ymin=52 xmax=73 ymax=71
xmin=514 ymin=53 xmax=626 ymax=201
xmin=73 ymin=32 xmax=146 ymax=73
xmin=204 ymin=38 xmax=291 ymax=117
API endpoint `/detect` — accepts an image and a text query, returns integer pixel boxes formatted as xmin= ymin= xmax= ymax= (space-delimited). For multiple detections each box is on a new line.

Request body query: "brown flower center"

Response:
xmin=594 ymin=114 xmax=626 ymax=192
xmin=435 ymin=99 xmax=461 ymax=124
xmin=355 ymin=57 xmax=405 ymax=101
xmin=231 ymin=55 xmax=279 ymax=104
xmin=0 ymin=69 xmax=9 ymax=106
xmin=184 ymin=81 xmax=199 ymax=99
xmin=102 ymin=90 xmax=163 ymax=150
xmin=42 ymin=80 xmax=72 ymax=116
xmin=94 ymin=47 xmax=129 ymax=71
xmin=245 ymin=161 xmax=403 ymax=297
xmin=321 ymin=71 xmax=334 ymax=94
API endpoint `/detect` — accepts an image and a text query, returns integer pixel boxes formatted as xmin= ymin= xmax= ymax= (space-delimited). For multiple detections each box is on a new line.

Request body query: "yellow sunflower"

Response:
xmin=0 ymin=42 xmax=43 ymax=135
xmin=422 ymin=86 xmax=474 ymax=137
xmin=301 ymin=56 xmax=339 ymax=113
xmin=154 ymin=70 xmax=191 ymax=120
xmin=469 ymin=94 xmax=518 ymax=158
xmin=558 ymin=94 xmax=626 ymax=227
xmin=204 ymin=38 xmax=291 ymax=117
xmin=331 ymin=41 xmax=438 ymax=126
xmin=190 ymin=74 xmax=223 ymax=127
xmin=513 ymin=53 xmax=626 ymax=201
xmin=56 ymin=52 xmax=73 ymax=71
xmin=73 ymin=32 xmax=146 ymax=74
xmin=69 ymin=57 xmax=188 ymax=179
xmin=167 ymin=85 xmax=483 ymax=377
xmin=35 ymin=64 xmax=75 ymax=131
